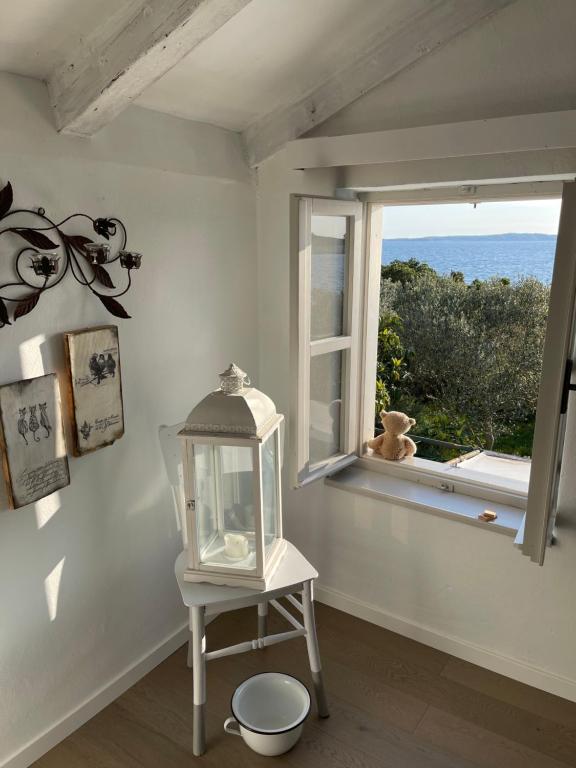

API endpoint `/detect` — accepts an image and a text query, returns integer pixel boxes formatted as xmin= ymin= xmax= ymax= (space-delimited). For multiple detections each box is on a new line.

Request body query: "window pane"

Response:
xmin=310 ymin=351 xmax=343 ymax=465
xmin=262 ymin=432 xmax=279 ymax=554
xmin=376 ymin=199 xmax=561 ymax=494
xmin=311 ymin=214 xmax=348 ymax=340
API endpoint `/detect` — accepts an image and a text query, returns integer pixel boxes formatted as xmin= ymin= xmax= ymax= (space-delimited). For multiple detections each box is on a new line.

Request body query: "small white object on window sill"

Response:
xmin=325 ymin=465 xmax=523 ymax=536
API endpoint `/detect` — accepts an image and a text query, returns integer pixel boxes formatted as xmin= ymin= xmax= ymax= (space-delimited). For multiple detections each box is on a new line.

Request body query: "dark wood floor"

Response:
xmin=34 ymin=602 xmax=576 ymax=767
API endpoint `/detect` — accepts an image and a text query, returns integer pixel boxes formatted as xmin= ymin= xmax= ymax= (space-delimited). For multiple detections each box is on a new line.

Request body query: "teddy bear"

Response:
xmin=368 ymin=410 xmax=417 ymax=461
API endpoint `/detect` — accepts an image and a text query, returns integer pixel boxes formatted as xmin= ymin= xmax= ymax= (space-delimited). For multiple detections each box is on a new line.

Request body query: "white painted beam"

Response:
xmin=286 ymin=111 xmax=576 ymax=170
xmin=340 ymin=149 xmax=576 ymax=191
xmin=243 ymin=0 xmax=515 ymax=167
xmin=358 ymin=181 xmax=565 ymax=205
xmin=49 ymin=0 xmax=252 ymax=136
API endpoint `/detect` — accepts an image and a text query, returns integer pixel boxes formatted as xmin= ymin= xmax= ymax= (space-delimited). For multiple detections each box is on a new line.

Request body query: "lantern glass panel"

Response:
xmin=193 ymin=444 xmax=218 ymax=554
xmin=262 ymin=431 xmax=279 ymax=554
xmin=193 ymin=443 xmax=257 ymax=571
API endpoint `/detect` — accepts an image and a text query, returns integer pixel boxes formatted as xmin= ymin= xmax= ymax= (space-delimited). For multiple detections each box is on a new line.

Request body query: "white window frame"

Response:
xmin=358 ymin=184 xmax=570 ymax=512
xmin=291 ymin=181 xmax=576 ymax=564
xmin=290 ymin=196 xmax=363 ymax=487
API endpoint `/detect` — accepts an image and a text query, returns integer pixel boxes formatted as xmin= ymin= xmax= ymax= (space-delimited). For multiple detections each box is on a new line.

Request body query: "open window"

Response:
xmin=520 ymin=182 xmax=576 ymax=563
xmin=291 ymin=183 xmax=576 ymax=565
xmin=290 ymin=197 xmax=363 ymax=487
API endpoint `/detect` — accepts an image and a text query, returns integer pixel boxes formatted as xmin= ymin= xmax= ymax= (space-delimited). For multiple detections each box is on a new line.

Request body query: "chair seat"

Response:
xmin=175 ymin=541 xmax=318 ymax=615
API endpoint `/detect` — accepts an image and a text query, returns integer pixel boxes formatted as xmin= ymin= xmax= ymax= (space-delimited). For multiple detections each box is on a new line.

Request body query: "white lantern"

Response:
xmin=179 ymin=364 xmax=286 ymax=589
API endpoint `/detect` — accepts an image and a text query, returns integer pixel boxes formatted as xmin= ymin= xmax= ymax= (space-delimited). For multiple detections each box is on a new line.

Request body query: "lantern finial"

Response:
xmin=219 ymin=363 xmax=250 ymax=394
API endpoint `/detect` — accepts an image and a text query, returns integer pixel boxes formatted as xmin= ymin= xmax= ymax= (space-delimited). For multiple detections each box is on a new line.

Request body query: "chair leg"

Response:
xmin=257 ymin=601 xmax=268 ymax=640
xmin=187 ymin=628 xmax=193 ymax=668
xmin=302 ymin=580 xmax=329 ymax=718
xmin=191 ymin=606 xmax=207 ymax=756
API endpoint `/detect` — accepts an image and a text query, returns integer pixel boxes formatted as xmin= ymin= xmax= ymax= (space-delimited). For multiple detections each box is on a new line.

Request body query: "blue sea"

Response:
xmin=381 ymin=234 xmax=556 ymax=284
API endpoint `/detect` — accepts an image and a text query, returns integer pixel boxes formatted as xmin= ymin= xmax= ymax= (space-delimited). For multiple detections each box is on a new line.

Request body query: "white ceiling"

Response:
xmin=0 ymin=0 xmax=416 ymax=132
xmin=136 ymin=0 xmax=408 ymax=131
xmin=0 ymin=0 xmax=138 ymax=80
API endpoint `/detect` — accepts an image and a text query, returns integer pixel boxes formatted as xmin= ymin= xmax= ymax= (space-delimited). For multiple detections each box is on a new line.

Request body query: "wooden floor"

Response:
xmin=34 ymin=602 xmax=576 ymax=768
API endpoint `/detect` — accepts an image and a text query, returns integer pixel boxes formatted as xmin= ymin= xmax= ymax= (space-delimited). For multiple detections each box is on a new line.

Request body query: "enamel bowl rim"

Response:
xmin=230 ymin=672 xmax=311 ymax=735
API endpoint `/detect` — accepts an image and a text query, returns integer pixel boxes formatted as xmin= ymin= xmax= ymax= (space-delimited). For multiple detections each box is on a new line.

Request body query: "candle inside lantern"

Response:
xmin=224 ymin=533 xmax=249 ymax=560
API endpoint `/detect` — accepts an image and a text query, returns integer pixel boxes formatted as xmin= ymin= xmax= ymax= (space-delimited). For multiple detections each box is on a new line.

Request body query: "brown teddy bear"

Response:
xmin=368 ymin=410 xmax=417 ymax=461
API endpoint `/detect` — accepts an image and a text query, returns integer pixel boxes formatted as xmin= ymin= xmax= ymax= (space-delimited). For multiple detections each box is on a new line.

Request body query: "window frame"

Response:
xmin=290 ymin=195 xmax=363 ymax=487
xmin=291 ymin=181 xmax=575 ymax=562
xmin=358 ymin=187 xmax=566 ymax=511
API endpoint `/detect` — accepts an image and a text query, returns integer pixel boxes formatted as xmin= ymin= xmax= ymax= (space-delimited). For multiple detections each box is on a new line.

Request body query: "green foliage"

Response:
xmin=376 ymin=261 xmax=550 ymax=458
xmin=374 ymin=311 xmax=409 ymax=416
xmin=380 ymin=258 xmax=436 ymax=285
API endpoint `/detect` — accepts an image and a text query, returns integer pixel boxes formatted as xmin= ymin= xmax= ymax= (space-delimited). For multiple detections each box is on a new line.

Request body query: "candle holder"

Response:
xmin=119 ymin=251 xmax=142 ymax=270
xmin=84 ymin=243 xmax=111 ymax=265
xmin=0 ymin=180 xmax=143 ymax=327
xmin=179 ymin=364 xmax=287 ymax=589
xmin=31 ymin=253 xmax=60 ymax=277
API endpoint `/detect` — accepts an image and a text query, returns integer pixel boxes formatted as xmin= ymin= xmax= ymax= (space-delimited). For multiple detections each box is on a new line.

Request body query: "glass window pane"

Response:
xmin=311 ymin=214 xmax=348 ymax=340
xmin=309 ymin=351 xmax=343 ymax=465
xmin=262 ymin=432 xmax=279 ymax=554
xmin=194 ymin=445 xmax=257 ymax=571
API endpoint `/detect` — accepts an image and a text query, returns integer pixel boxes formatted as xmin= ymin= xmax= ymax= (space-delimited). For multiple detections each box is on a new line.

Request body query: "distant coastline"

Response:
xmin=381 ymin=232 xmax=556 ymax=283
xmin=383 ymin=232 xmax=556 ymax=242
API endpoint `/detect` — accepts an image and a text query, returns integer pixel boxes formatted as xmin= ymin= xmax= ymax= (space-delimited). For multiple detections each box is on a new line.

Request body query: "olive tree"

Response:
xmin=381 ymin=272 xmax=550 ymax=450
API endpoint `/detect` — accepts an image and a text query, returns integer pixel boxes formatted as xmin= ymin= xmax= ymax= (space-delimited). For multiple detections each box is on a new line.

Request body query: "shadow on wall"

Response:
xmin=0 ymin=332 xmax=186 ymax=764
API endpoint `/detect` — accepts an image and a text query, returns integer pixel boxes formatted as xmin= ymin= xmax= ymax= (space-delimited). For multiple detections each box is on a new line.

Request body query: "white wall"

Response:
xmin=257 ymin=148 xmax=576 ymax=703
xmin=0 ymin=74 xmax=257 ymax=767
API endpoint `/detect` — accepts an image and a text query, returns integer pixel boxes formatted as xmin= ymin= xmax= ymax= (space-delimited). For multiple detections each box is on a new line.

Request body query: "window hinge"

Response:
xmin=439 ymin=482 xmax=455 ymax=493
xmin=560 ymin=359 xmax=576 ymax=414
xmin=186 ymin=499 xmax=196 ymax=512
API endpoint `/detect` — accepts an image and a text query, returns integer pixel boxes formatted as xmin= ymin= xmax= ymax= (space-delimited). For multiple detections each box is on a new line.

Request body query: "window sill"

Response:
xmin=325 ymin=464 xmax=524 ymax=536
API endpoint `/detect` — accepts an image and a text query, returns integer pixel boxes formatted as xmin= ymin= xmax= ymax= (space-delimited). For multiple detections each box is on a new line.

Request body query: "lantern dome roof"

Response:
xmin=181 ymin=365 xmax=280 ymax=439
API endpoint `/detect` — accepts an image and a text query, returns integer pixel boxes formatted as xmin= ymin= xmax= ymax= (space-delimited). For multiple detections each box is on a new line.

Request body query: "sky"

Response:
xmin=382 ymin=199 xmax=562 ymax=239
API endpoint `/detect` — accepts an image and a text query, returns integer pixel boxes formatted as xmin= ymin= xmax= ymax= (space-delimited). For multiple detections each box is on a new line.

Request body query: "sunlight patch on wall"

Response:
xmin=35 ymin=491 xmax=61 ymax=529
xmin=18 ymin=334 xmax=47 ymax=379
xmin=44 ymin=556 xmax=65 ymax=622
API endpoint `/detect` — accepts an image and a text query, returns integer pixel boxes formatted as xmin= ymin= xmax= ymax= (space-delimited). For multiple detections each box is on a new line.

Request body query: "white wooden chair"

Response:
xmin=159 ymin=424 xmax=329 ymax=756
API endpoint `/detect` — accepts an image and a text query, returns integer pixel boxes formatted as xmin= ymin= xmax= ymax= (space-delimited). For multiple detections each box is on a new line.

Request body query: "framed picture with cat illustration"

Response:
xmin=64 ymin=325 xmax=125 ymax=457
xmin=0 ymin=373 xmax=70 ymax=509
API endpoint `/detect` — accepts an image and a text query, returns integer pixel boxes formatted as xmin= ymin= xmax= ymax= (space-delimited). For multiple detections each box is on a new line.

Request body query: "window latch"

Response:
xmin=560 ymin=359 xmax=576 ymax=414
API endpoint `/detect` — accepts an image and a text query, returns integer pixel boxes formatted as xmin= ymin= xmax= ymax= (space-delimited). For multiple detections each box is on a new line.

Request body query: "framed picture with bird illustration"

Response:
xmin=64 ymin=325 xmax=125 ymax=456
xmin=0 ymin=373 xmax=70 ymax=509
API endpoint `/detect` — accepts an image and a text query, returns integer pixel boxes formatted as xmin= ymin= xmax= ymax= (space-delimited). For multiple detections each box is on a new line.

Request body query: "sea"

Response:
xmin=381 ymin=233 xmax=556 ymax=284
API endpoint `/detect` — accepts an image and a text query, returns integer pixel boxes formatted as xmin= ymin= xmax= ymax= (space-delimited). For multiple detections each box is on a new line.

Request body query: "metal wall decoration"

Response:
xmin=0 ymin=373 xmax=70 ymax=509
xmin=64 ymin=325 xmax=125 ymax=456
xmin=0 ymin=181 xmax=142 ymax=328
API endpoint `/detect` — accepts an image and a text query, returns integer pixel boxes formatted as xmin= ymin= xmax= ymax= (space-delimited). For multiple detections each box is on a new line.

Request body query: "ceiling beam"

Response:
xmin=340 ymin=150 xmax=576 ymax=191
xmin=286 ymin=111 xmax=576 ymax=170
xmin=243 ymin=0 xmax=516 ymax=168
xmin=49 ymin=0 xmax=252 ymax=136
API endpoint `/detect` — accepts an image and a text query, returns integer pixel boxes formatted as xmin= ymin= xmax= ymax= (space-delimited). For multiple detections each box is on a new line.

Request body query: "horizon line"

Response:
xmin=382 ymin=232 xmax=556 ymax=240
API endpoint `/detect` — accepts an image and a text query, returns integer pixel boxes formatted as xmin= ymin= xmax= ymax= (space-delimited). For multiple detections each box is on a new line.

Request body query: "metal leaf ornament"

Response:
xmin=0 ymin=182 xmax=13 ymax=218
xmin=0 ymin=182 xmax=139 ymax=326
xmin=93 ymin=218 xmax=117 ymax=240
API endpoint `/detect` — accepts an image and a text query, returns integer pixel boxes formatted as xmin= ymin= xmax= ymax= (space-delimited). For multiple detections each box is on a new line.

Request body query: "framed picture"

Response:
xmin=64 ymin=325 xmax=125 ymax=457
xmin=0 ymin=373 xmax=70 ymax=509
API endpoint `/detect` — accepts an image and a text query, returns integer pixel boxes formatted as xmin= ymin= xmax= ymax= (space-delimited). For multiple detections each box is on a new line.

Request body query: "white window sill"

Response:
xmin=325 ymin=464 xmax=524 ymax=536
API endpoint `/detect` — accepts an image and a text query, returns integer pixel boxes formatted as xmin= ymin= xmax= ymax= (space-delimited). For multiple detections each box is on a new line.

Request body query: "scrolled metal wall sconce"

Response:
xmin=0 ymin=181 xmax=142 ymax=328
